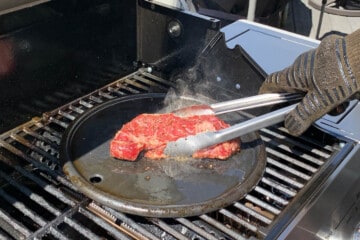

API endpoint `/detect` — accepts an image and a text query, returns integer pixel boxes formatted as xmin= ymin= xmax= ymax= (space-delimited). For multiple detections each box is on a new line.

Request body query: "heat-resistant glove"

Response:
xmin=259 ymin=29 xmax=360 ymax=136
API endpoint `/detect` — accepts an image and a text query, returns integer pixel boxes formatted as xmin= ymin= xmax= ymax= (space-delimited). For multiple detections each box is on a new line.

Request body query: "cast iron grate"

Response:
xmin=0 ymin=69 xmax=350 ymax=239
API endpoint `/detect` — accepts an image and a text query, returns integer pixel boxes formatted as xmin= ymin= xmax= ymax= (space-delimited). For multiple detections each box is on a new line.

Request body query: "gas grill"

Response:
xmin=0 ymin=0 xmax=359 ymax=239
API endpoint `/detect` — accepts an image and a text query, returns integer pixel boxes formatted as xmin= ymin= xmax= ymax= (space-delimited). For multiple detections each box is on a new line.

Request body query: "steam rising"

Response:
xmin=160 ymin=62 xmax=218 ymax=113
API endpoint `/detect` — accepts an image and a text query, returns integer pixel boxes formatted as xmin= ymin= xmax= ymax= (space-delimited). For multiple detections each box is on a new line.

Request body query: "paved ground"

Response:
xmin=283 ymin=0 xmax=360 ymax=39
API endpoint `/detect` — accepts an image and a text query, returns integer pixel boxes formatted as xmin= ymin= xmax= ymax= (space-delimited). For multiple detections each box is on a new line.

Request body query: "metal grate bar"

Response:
xmin=58 ymin=110 xmax=77 ymax=121
xmin=0 ymin=151 xmax=75 ymax=206
xmin=132 ymin=75 xmax=169 ymax=90
xmin=33 ymin=222 xmax=71 ymax=240
xmin=125 ymin=78 xmax=152 ymax=91
xmin=266 ymin=147 xmax=318 ymax=174
xmin=116 ymin=83 xmax=141 ymax=94
xmin=0 ymin=169 xmax=61 ymax=217
xmin=262 ymin=135 xmax=325 ymax=166
xmin=98 ymin=90 xmax=115 ymax=100
xmin=87 ymin=202 xmax=151 ymax=240
xmin=232 ymin=202 xmax=273 ymax=225
xmin=191 ymin=218 xmax=232 ymax=240
xmin=0 ymin=229 xmax=14 ymax=240
xmin=0 ymin=208 xmax=31 ymax=239
xmin=131 ymin=75 xmax=168 ymax=91
xmin=245 ymin=195 xmax=281 ymax=215
xmin=261 ymin=128 xmax=331 ymax=158
xmin=79 ymin=207 xmax=134 ymax=240
xmin=89 ymin=95 xmax=104 ymax=104
xmin=48 ymin=116 xmax=69 ymax=129
xmin=0 ymin=139 xmax=76 ymax=192
xmin=218 ymin=208 xmax=259 ymax=234
xmin=9 ymin=133 xmax=58 ymax=163
xmin=266 ymin=148 xmax=318 ymax=173
xmin=68 ymin=105 xmax=85 ymax=115
xmin=0 ymin=188 xmax=47 ymax=227
xmin=139 ymin=70 xmax=176 ymax=87
xmin=107 ymin=86 xmax=127 ymax=96
xmin=62 ymin=216 xmax=103 ymax=240
xmin=264 ymin=167 xmax=304 ymax=189
xmin=29 ymin=203 xmax=84 ymax=239
xmin=103 ymin=205 xmax=160 ymax=240
xmin=34 ymin=121 xmax=62 ymax=140
xmin=175 ymin=218 xmax=219 ymax=240
xmin=261 ymin=177 xmax=297 ymax=197
xmin=199 ymin=214 xmax=248 ymax=240
xmin=253 ymin=186 xmax=289 ymax=205
xmin=79 ymin=100 xmax=94 ymax=109
xmin=278 ymin=127 xmax=335 ymax=152
xmin=46 ymin=227 xmax=71 ymax=240
xmin=22 ymin=127 xmax=59 ymax=149
xmin=266 ymin=157 xmax=311 ymax=181
xmin=0 ymin=139 xmax=57 ymax=174
xmin=146 ymin=218 xmax=188 ymax=240
xmin=11 ymin=164 xmax=76 ymax=207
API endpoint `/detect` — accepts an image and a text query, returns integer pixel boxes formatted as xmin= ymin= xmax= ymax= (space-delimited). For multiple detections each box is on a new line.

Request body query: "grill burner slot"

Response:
xmin=0 ymin=70 xmax=352 ymax=239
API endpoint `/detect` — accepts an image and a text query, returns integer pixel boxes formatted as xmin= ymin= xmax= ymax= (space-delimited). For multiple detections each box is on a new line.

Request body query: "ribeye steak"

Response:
xmin=110 ymin=113 xmax=240 ymax=161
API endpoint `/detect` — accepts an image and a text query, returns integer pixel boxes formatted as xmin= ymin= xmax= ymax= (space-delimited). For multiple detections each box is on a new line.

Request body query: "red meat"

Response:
xmin=110 ymin=113 xmax=240 ymax=161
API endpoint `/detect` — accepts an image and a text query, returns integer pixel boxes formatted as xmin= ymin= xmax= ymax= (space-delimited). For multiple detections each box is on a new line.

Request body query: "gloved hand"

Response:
xmin=259 ymin=29 xmax=360 ymax=136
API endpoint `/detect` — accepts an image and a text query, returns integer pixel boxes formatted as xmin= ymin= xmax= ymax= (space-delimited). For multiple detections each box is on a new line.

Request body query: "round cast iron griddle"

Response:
xmin=60 ymin=93 xmax=267 ymax=218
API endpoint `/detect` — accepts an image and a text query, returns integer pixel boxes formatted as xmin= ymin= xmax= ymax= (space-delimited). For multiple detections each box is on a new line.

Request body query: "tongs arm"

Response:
xmin=210 ymin=93 xmax=301 ymax=115
xmin=164 ymin=102 xmax=297 ymax=157
xmin=173 ymin=93 xmax=302 ymax=116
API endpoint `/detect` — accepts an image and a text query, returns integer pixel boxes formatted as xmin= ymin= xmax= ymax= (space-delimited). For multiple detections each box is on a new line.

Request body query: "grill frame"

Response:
xmin=0 ymin=69 xmax=355 ymax=239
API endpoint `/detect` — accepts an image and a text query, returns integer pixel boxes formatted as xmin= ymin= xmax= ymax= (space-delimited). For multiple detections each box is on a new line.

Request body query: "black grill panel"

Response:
xmin=0 ymin=70 xmax=349 ymax=239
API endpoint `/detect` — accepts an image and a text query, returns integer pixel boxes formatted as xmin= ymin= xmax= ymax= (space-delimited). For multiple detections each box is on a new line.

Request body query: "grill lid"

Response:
xmin=59 ymin=93 xmax=267 ymax=218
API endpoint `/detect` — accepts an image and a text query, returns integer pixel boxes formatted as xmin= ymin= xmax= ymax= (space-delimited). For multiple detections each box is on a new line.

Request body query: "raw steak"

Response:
xmin=110 ymin=113 xmax=240 ymax=161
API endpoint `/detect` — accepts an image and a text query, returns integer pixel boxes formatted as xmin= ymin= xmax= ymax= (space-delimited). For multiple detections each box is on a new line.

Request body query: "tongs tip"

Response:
xmin=172 ymin=104 xmax=214 ymax=117
xmin=164 ymin=132 xmax=213 ymax=157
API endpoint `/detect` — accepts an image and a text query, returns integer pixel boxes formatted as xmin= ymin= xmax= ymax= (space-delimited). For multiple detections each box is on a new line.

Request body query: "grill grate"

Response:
xmin=0 ymin=69 xmax=350 ymax=239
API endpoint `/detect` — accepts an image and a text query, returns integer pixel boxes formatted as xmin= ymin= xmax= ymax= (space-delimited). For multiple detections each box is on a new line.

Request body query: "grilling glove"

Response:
xmin=259 ymin=29 xmax=360 ymax=136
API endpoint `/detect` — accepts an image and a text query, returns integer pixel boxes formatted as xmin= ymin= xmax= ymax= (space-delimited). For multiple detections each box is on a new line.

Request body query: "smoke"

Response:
xmin=159 ymin=31 xmax=244 ymax=113
xmin=159 ymin=55 xmax=219 ymax=114
xmin=161 ymin=80 xmax=215 ymax=114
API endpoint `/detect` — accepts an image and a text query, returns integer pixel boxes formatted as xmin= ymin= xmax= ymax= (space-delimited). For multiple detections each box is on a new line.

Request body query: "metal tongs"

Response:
xmin=164 ymin=93 xmax=302 ymax=157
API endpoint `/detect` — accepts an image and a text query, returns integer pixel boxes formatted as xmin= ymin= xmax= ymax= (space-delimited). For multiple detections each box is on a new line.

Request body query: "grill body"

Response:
xmin=0 ymin=0 xmax=359 ymax=239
